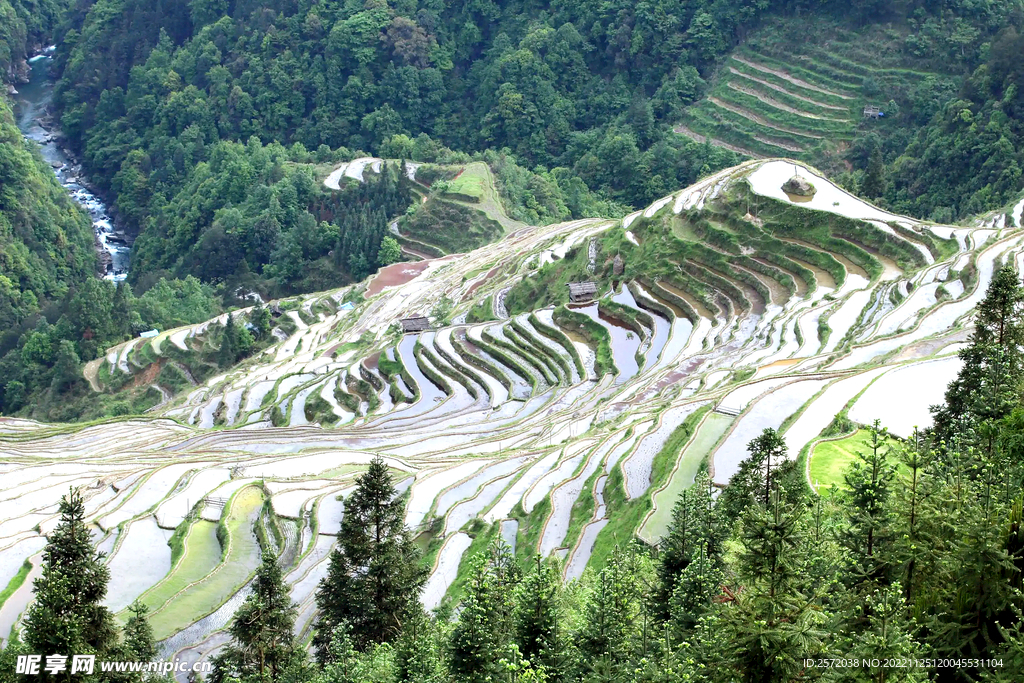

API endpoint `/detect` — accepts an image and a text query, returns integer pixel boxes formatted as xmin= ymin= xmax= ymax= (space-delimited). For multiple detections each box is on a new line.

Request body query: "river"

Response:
xmin=11 ymin=47 xmax=130 ymax=280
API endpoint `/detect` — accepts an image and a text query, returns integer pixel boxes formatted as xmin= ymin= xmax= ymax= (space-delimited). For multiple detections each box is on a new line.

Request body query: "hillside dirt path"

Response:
xmin=672 ymin=124 xmax=764 ymax=159
xmin=726 ymin=82 xmax=850 ymax=122
xmin=708 ymin=97 xmax=823 ymax=139
xmin=728 ymin=67 xmax=850 ymax=111
xmin=732 ymin=55 xmax=854 ymax=99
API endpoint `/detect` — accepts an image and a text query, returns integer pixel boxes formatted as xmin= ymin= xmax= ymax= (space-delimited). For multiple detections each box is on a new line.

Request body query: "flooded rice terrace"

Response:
xmin=12 ymin=48 xmax=130 ymax=280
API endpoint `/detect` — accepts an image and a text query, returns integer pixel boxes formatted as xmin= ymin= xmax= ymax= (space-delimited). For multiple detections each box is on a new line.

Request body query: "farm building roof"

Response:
xmin=400 ymin=316 xmax=431 ymax=333
xmin=567 ymin=282 xmax=599 ymax=301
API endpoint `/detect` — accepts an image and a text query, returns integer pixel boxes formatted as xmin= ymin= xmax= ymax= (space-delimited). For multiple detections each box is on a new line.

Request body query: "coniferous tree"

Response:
xmin=394 ymin=608 xmax=449 ymax=683
xmin=107 ymin=601 xmax=157 ymax=683
xmin=933 ymin=266 xmax=1024 ymax=443
xmin=215 ymin=551 xmax=298 ymax=683
xmin=23 ymin=489 xmax=118 ymax=680
xmin=861 ymin=146 xmax=887 ymax=199
xmin=654 ymin=472 xmax=720 ymax=624
xmin=717 ymin=491 xmax=826 ymax=683
xmin=574 ymin=548 xmax=652 ymax=680
xmin=718 ymin=427 xmax=797 ymax=523
xmin=314 ymin=456 xmax=426 ymax=657
xmin=837 ymin=583 xmax=927 ymax=683
xmin=220 ymin=313 xmax=238 ymax=366
xmin=514 ymin=556 xmax=562 ymax=671
xmin=840 ymin=420 xmax=897 ymax=589
xmin=111 ymin=282 xmax=138 ymax=339
xmin=450 ymin=542 xmax=521 ymax=683
xmin=121 ymin=601 xmax=156 ymax=662
xmin=890 ymin=429 xmax=940 ymax=606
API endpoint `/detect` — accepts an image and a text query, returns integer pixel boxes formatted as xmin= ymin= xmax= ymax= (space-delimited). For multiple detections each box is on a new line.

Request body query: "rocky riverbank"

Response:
xmin=11 ymin=47 xmax=132 ymax=280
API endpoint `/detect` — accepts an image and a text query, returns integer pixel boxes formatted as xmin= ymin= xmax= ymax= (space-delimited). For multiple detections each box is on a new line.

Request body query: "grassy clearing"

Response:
xmin=401 ymin=199 xmax=503 ymax=254
xmin=445 ymin=164 xmax=487 ymax=202
xmin=145 ymin=486 xmax=264 ymax=639
xmin=808 ymin=429 xmax=899 ymax=491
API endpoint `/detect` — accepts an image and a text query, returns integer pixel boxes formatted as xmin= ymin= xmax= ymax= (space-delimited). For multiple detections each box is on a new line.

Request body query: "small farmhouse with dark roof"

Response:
xmin=400 ymin=316 xmax=430 ymax=333
xmin=567 ymin=281 xmax=598 ymax=302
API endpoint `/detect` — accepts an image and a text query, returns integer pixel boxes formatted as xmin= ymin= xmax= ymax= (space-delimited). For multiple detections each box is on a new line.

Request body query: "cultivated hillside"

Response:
xmin=2 ymin=159 xmax=1022 ymax=663
xmin=676 ymin=21 xmax=957 ymax=164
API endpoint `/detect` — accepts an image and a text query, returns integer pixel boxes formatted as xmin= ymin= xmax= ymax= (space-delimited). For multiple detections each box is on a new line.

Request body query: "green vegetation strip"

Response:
xmin=144 ymin=486 xmax=264 ymax=640
xmin=588 ymin=408 xmax=708 ymax=568
xmin=528 ymin=313 xmax=586 ymax=379
xmin=138 ymin=519 xmax=222 ymax=616
xmin=413 ymin=342 xmax=453 ymax=395
xmin=0 ymin=559 xmax=32 ymax=611
xmin=641 ymin=411 xmax=733 ymax=543
xmin=502 ymin=324 xmax=564 ymax=383
xmin=421 ymin=342 xmax=474 ymax=397
xmin=473 ymin=333 xmax=539 ymax=390
xmin=451 ymin=337 xmax=513 ymax=391
xmin=513 ymin=318 xmax=572 ymax=380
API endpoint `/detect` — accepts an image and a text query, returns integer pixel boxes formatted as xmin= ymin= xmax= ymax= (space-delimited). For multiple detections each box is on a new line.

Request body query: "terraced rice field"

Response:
xmin=676 ymin=31 xmax=946 ymax=160
xmin=2 ymin=158 xmax=1022 ymax=669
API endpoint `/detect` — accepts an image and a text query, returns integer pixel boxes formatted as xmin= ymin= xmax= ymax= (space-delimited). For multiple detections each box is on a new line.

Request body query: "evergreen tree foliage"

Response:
xmin=840 ymin=420 xmax=897 ymax=589
xmin=573 ymin=549 xmax=653 ymax=679
xmin=106 ymin=601 xmax=157 ymax=683
xmin=861 ymin=145 xmax=887 ymax=199
xmin=23 ymin=489 xmax=118 ymax=678
xmin=933 ymin=266 xmax=1024 ymax=443
xmin=449 ymin=543 xmax=521 ymax=683
xmin=717 ymin=427 xmax=800 ymax=523
xmin=314 ymin=456 xmax=426 ymax=657
xmin=654 ymin=472 xmax=720 ymax=624
xmin=514 ymin=556 xmax=562 ymax=672
xmin=214 ymin=551 xmax=298 ymax=683
xmin=717 ymin=491 xmax=826 ymax=683
xmin=394 ymin=609 xmax=449 ymax=683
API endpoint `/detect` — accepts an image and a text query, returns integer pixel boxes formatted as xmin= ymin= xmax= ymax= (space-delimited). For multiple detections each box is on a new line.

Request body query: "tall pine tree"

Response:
xmin=23 ymin=489 xmax=118 ymax=680
xmin=933 ymin=266 xmax=1024 ymax=443
xmin=213 ymin=551 xmax=298 ymax=683
xmin=514 ymin=555 xmax=562 ymax=672
xmin=314 ymin=456 xmax=425 ymax=657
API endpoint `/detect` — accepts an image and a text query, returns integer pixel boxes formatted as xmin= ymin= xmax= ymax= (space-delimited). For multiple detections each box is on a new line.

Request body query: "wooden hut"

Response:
xmin=400 ymin=316 xmax=430 ymax=333
xmin=863 ymin=105 xmax=882 ymax=119
xmin=567 ymin=281 xmax=598 ymax=303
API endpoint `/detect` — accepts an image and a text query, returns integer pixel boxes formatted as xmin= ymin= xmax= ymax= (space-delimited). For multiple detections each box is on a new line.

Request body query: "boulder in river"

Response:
xmin=50 ymin=161 xmax=64 ymax=170
xmin=782 ymin=175 xmax=816 ymax=197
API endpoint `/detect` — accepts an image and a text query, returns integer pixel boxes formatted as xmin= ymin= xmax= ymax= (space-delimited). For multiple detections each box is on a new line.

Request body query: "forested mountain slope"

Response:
xmin=0 ymin=97 xmax=96 ymax=390
xmin=47 ymin=0 xmax=1024 ymax=298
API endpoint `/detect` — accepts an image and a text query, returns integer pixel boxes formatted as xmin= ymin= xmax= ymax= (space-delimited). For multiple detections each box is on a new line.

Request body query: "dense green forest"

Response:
xmin=45 ymin=0 xmax=1022 ymax=291
xmin=0 ymin=0 xmax=66 ymax=81
xmin=2 ymin=270 xmax=1023 ymax=682
xmin=2 ymin=0 xmax=1024 ymax=419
